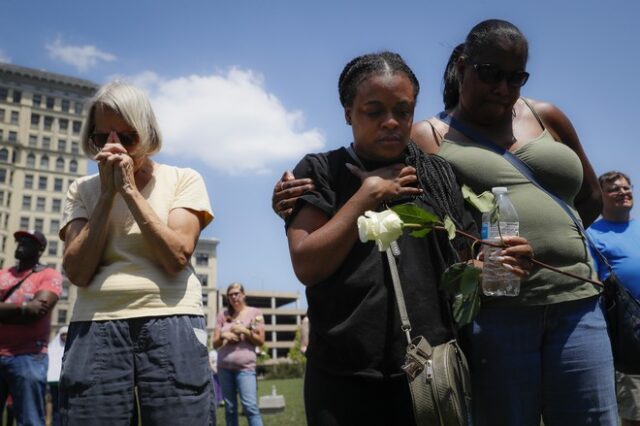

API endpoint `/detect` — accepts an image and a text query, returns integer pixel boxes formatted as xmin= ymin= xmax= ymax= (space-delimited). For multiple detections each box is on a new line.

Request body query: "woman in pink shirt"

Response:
xmin=213 ymin=283 xmax=265 ymax=426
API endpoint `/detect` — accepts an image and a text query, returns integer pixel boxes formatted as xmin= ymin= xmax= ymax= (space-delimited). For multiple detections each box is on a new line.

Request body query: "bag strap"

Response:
xmin=386 ymin=246 xmax=414 ymax=345
xmin=1 ymin=266 xmax=40 ymax=302
xmin=437 ymin=111 xmax=612 ymax=282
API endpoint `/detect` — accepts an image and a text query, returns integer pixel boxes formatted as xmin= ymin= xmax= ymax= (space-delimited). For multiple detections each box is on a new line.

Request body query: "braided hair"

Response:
xmin=338 ymin=51 xmax=420 ymax=108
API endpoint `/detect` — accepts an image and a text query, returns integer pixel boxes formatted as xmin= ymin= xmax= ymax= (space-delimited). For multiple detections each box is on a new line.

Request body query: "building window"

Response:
xmin=50 ymin=219 xmax=60 ymax=235
xmin=69 ymin=160 xmax=78 ymax=173
xmin=0 ymin=169 xmax=6 ymax=183
xmin=44 ymin=116 xmax=53 ymax=131
xmin=26 ymin=153 xmax=35 ymax=168
xmin=0 ymin=109 xmax=4 ymax=122
xmin=36 ymin=196 xmax=45 ymax=211
xmin=0 ymin=129 xmax=3 ymax=141
xmin=55 ymin=157 xmax=64 ymax=172
xmin=42 ymin=137 xmax=51 ymax=150
xmin=46 ymin=96 xmax=55 ymax=110
xmin=0 ymin=87 xmax=7 ymax=101
xmin=197 ymin=273 xmax=209 ymax=286
xmin=8 ymin=132 xmax=17 ymax=143
xmin=48 ymin=240 xmax=58 ymax=256
xmin=203 ymin=292 xmax=208 ymax=307
xmin=30 ymin=113 xmax=40 ymax=128
xmin=72 ymin=121 xmax=82 ymax=134
xmin=22 ymin=195 xmax=31 ymax=210
xmin=52 ymin=198 xmax=62 ymax=212
xmin=71 ymin=142 xmax=79 ymax=154
xmin=29 ymin=135 xmax=37 ymax=146
xmin=54 ymin=178 xmax=63 ymax=192
xmin=74 ymin=102 xmax=83 ymax=114
xmin=0 ymin=191 xmax=4 ymax=206
xmin=60 ymin=283 xmax=69 ymax=300
xmin=12 ymin=90 xmax=21 ymax=103
xmin=0 ymin=149 xmax=7 ymax=162
xmin=38 ymin=176 xmax=47 ymax=190
xmin=195 ymin=253 xmax=209 ymax=266
xmin=68 ymin=179 xmax=74 ymax=190
xmin=58 ymin=119 xmax=69 ymax=133
xmin=19 ymin=217 xmax=29 ymax=229
xmin=57 ymin=309 xmax=67 ymax=324
xmin=24 ymin=174 xmax=33 ymax=189
xmin=40 ymin=156 xmax=49 ymax=169
xmin=34 ymin=218 xmax=43 ymax=232
xmin=10 ymin=111 xmax=18 ymax=124
xmin=32 ymin=94 xmax=41 ymax=107
xmin=58 ymin=139 xmax=67 ymax=152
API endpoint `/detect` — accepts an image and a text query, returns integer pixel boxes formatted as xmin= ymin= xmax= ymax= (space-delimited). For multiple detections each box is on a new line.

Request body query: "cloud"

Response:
xmin=46 ymin=37 xmax=116 ymax=72
xmin=0 ymin=50 xmax=10 ymax=63
xmin=128 ymin=68 xmax=325 ymax=175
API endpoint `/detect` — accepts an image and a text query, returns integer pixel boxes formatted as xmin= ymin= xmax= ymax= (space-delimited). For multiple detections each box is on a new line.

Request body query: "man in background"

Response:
xmin=0 ymin=230 xmax=62 ymax=426
xmin=587 ymin=171 xmax=640 ymax=426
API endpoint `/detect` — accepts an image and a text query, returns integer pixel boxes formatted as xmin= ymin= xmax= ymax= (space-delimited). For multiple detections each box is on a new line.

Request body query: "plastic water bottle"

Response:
xmin=482 ymin=187 xmax=520 ymax=296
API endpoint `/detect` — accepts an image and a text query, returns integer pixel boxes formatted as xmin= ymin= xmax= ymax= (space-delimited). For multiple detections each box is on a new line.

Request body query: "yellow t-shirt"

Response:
xmin=60 ymin=163 xmax=214 ymax=321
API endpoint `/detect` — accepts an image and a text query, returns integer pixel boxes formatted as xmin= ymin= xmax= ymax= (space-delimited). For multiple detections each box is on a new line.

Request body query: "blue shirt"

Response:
xmin=587 ymin=218 xmax=640 ymax=299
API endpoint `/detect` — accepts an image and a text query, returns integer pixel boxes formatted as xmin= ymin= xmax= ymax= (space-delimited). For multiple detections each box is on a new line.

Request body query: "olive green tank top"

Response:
xmin=438 ymin=129 xmax=599 ymax=306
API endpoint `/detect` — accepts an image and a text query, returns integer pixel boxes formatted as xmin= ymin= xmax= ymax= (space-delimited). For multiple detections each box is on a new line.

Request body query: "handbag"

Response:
xmin=386 ymin=245 xmax=472 ymax=426
xmin=438 ymin=111 xmax=640 ymax=375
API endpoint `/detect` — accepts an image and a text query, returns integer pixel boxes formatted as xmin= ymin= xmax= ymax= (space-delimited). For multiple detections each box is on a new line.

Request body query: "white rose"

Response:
xmin=357 ymin=210 xmax=404 ymax=252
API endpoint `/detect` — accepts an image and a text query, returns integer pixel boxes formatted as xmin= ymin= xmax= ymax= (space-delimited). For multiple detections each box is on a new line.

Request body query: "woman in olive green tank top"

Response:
xmin=410 ymin=19 xmax=616 ymax=426
xmin=271 ymin=18 xmax=616 ymax=426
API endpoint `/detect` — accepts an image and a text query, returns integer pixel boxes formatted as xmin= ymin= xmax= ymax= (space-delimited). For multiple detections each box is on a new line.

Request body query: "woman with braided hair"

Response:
xmin=285 ymin=51 xmax=530 ymax=426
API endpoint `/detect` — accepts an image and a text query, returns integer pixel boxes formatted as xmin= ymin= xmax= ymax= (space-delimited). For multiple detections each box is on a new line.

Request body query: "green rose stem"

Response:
xmin=402 ymin=223 xmax=602 ymax=287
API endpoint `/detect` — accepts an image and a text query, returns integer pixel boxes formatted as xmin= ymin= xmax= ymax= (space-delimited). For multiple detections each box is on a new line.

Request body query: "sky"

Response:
xmin=1 ymin=0 xmax=638 ymax=307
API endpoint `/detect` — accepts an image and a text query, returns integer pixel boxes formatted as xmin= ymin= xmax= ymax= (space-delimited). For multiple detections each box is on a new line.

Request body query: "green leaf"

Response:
xmin=443 ymin=215 xmax=456 ymax=240
xmin=409 ymin=228 xmax=432 ymax=238
xmin=391 ymin=203 xmax=439 ymax=226
xmin=462 ymin=184 xmax=495 ymax=213
xmin=452 ymin=285 xmax=481 ymax=328
xmin=440 ymin=263 xmax=468 ymax=295
xmin=460 ymin=265 xmax=481 ymax=295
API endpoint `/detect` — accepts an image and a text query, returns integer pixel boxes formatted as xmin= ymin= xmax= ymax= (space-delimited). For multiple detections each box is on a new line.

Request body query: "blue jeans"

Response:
xmin=462 ymin=295 xmax=617 ymax=426
xmin=218 ymin=368 xmax=262 ymax=426
xmin=0 ymin=353 xmax=48 ymax=426
xmin=60 ymin=315 xmax=215 ymax=426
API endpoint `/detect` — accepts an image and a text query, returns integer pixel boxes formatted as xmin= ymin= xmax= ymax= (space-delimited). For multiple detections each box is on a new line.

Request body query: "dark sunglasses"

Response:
xmin=472 ymin=63 xmax=530 ymax=87
xmin=90 ymin=131 xmax=138 ymax=148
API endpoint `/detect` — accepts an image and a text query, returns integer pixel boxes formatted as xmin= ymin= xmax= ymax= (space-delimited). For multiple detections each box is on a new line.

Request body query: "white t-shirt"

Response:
xmin=61 ymin=163 xmax=213 ymax=321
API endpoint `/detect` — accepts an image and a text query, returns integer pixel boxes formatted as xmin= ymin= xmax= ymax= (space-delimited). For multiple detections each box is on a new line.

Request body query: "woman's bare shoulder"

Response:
xmin=411 ymin=118 xmax=445 ymax=154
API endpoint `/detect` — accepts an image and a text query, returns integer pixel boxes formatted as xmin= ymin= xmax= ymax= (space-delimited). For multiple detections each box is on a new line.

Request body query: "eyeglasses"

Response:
xmin=227 ymin=292 xmax=243 ymax=298
xmin=472 ymin=64 xmax=530 ymax=87
xmin=605 ymin=185 xmax=633 ymax=194
xmin=90 ymin=131 xmax=138 ymax=148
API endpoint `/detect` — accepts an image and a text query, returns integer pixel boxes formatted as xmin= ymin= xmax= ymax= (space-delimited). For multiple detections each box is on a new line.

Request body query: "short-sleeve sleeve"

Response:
xmin=35 ymin=269 xmax=63 ymax=296
xmin=285 ymin=153 xmax=336 ymax=229
xmin=172 ymin=168 xmax=214 ymax=229
xmin=59 ymin=179 xmax=87 ymax=240
xmin=214 ymin=310 xmax=227 ymax=331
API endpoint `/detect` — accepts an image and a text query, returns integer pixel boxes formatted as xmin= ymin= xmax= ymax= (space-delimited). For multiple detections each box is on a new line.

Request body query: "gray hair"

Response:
xmin=81 ymin=81 xmax=162 ymax=157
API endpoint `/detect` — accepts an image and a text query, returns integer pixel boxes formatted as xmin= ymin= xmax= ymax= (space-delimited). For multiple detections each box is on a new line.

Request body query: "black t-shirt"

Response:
xmin=286 ymin=147 xmax=474 ymax=379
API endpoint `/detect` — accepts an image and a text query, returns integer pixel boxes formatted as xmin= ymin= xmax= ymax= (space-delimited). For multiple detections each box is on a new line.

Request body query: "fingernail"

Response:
xmin=502 ymin=263 xmax=515 ymax=271
xmin=490 ymin=256 xmax=506 ymax=262
xmin=345 ymin=163 xmax=354 ymax=170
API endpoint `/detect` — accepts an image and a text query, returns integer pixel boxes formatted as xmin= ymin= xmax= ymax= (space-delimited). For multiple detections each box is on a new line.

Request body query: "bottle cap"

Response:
xmin=491 ymin=187 xmax=508 ymax=195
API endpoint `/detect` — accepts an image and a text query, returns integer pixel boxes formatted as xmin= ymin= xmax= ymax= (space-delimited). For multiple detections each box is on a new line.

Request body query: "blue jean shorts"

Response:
xmin=60 ymin=315 xmax=214 ymax=426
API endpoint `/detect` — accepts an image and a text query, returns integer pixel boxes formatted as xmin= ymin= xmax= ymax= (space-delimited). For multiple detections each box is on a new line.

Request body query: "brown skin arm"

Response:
xmin=529 ymin=99 xmax=602 ymax=226
xmin=410 ymin=119 xmax=444 ymax=154
xmin=0 ymin=290 xmax=58 ymax=324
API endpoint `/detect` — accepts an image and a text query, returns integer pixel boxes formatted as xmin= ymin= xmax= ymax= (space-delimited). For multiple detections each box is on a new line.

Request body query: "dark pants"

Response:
xmin=60 ymin=315 xmax=215 ymax=426
xmin=304 ymin=364 xmax=416 ymax=426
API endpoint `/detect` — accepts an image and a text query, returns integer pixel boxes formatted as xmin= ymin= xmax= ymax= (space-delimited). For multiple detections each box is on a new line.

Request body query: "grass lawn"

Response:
xmin=216 ymin=377 xmax=305 ymax=426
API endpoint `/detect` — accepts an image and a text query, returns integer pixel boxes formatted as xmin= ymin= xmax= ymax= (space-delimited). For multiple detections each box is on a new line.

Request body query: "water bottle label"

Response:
xmin=487 ymin=222 xmax=519 ymax=238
